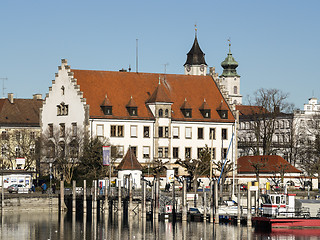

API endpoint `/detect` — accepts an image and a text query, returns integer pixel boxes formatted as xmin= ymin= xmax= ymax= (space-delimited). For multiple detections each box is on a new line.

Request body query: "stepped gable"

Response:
xmin=116 ymin=148 xmax=142 ymax=171
xmin=237 ymin=155 xmax=301 ymax=174
xmin=71 ymin=69 xmax=234 ymax=122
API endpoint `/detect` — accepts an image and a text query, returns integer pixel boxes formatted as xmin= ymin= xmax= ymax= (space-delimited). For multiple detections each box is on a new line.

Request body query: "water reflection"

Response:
xmin=1 ymin=211 xmax=320 ymax=240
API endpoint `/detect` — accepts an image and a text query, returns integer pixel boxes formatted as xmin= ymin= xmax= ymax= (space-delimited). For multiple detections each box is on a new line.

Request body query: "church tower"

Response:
xmin=219 ymin=42 xmax=242 ymax=105
xmin=184 ymin=27 xmax=208 ymax=76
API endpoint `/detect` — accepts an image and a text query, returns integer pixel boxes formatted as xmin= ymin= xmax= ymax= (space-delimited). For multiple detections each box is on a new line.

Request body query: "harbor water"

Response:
xmin=1 ymin=211 xmax=320 ymax=240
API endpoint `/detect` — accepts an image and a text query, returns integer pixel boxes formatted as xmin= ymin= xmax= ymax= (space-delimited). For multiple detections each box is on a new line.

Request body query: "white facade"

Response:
xmin=219 ymin=76 xmax=242 ymax=105
xmin=184 ymin=64 xmax=207 ymax=76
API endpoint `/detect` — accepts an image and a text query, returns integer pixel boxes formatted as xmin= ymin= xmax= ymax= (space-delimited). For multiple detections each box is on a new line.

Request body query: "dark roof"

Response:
xmin=146 ymin=82 xmax=172 ymax=103
xmin=0 ymin=98 xmax=43 ymax=127
xmin=184 ymin=36 xmax=207 ymax=66
xmin=237 ymin=155 xmax=301 ymax=174
xmin=116 ymin=148 xmax=143 ymax=171
xmin=236 ymin=105 xmax=268 ymax=116
xmin=71 ymin=69 xmax=235 ymax=122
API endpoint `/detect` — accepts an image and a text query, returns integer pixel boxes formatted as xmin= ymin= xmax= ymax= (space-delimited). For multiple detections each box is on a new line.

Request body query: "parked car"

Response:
xmin=7 ymin=184 xmax=26 ymax=193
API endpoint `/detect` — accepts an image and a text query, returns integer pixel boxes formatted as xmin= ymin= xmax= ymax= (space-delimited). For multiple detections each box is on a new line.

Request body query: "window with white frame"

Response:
xmin=173 ymin=127 xmax=179 ymax=139
xmin=185 ymin=127 xmax=192 ymax=139
xmin=97 ymin=125 xmax=104 ymax=136
xmin=143 ymin=146 xmax=150 ymax=159
xmin=130 ymin=125 xmax=137 ymax=138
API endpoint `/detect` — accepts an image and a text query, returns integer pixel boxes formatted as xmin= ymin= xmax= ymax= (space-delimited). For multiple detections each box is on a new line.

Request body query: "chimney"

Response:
xmin=33 ymin=94 xmax=42 ymax=100
xmin=8 ymin=93 xmax=13 ymax=104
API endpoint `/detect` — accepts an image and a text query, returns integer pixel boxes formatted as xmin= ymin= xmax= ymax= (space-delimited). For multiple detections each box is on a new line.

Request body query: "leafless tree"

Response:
xmin=0 ymin=129 xmax=39 ymax=170
xmin=176 ymin=146 xmax=212 ymax=193
xmin=41 ymin=125 xmax=85 ymax=184
xmin=246 ymin=88 xmax=293 ymax=155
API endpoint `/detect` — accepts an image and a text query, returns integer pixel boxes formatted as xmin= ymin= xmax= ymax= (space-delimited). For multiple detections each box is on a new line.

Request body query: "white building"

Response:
xmin=41 ymin=58 xmax=236 ymax=175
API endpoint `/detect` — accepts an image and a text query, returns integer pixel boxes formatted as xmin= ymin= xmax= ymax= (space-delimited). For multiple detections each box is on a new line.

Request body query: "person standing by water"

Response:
xmin=52 ymin=183 xmax=56 ymax=194
xmin=41 ymin=183 xmax=47 ymax=194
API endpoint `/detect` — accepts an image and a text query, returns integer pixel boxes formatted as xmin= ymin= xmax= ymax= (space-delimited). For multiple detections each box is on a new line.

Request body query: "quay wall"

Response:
xmin=1 ymin=194 xmax=59 ymax=212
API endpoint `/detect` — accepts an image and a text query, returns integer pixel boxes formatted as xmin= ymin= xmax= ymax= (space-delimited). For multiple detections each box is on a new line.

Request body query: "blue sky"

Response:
xmin=0 ymin=1 xmax=319 ymax=109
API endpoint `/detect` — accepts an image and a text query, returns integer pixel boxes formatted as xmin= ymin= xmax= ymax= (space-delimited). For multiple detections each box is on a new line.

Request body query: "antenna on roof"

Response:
xmin=136 ymin=39 xmax=139 ymax=73
xmin=0 ymin=77 xmax=8 ymax=98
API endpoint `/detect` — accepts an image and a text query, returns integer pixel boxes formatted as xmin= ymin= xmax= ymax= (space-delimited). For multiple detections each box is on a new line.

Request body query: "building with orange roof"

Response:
xmin=40 ymin=34 xmax=241 ymax=181
xmin=237 ymin=155 xmax=304 ymax=187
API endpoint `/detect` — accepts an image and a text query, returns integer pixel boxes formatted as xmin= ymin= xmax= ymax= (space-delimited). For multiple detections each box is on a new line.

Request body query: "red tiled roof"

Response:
xmin=199 ymin=99 xmax=209 ymax=110
xmin=0 ymin=98 xmax=43 ymax=126
xmin=126 ymin=96 xmax=137 ymax=107
xmin=116 ymin=148 xmax=143 ymax=171
xmin=72 ymin=70 xmax=235 ymax=122
xmin=146 ymin=82 xmax=172 ymax=103
xmin=236 ymin=105 xmax=268 ymax=116
xmin=237 ymin=155 xmax=301 ymax=174
xmin=217 ymin=100 xmax=229 ymax=111
xmin=101 ymin=94 xmax=112 ymax=106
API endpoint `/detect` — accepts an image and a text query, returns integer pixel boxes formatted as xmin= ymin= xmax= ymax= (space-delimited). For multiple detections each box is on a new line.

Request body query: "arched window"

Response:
xmin=158 ymin=109 xmax=163 ymax=117
xmin=165 ymin=109 xmax=169 ymax=117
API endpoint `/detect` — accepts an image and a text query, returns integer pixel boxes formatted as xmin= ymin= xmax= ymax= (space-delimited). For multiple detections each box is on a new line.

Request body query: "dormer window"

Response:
xmin=126 ymin=96 xmax=138 ymax=117
xmin=200 ymin=109 xmax=211 ymax=118
xmin=165 ymin=109 xmax=169 ymax=117
xmin=199 ymin=99 xmax=211 ymax=118
xmin=101 ymin=106 xmax=112 ymax=115
xmin=100 ymin=94 xmax=112 ymax=116
xmin=181 ymin=98 xmax=192 ymax=118
xmin=216 ymin=100 xmax=228 ymax=119
xmin=128 ymin=107 xmax=138 ymax=116
xmin=218 ymin=110 xmax=228 ymax=119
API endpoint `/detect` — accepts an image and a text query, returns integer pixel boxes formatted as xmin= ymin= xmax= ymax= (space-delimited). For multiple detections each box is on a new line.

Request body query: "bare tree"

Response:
xmin=176 ymin=146 xmax=211 ymax=193
xmin=41 ymin=125 xmax=85 ymax=184
xmin=0 ymin=129 xmax=39 ymax=170
xmin=246 ymin=88 xmax=293 ymax=155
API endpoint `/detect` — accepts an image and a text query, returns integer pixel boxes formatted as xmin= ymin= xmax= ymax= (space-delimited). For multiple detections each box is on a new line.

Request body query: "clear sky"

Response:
xmin=0 ymin=1 xmax=319 ymax=109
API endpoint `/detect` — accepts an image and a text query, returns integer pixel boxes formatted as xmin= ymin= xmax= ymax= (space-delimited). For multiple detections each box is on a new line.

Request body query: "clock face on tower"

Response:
xmin=186 ymin=65 xmax=191 ymax=72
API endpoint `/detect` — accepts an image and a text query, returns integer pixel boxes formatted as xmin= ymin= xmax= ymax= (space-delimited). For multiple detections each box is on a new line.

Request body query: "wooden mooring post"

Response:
xmin=142 ymin=180 xmax=146 ymax=219
xmin=60 ymin=181 xmax=67 ymax=212
xmin=237 ymin=184 xmax=241 ymax=225
xmin=129 ymin=178 xmax=133 ymax=217
xmin=83 ymin=180 xmax=87 ymax=214
xmin=72 ymin=180 xmax=76 ymax=213
xmin=182 ymin=178 xmax=187 ymax=222
xmin=103 ymin=179 xmax=108 ymax=214
xmin=118 ymin=179 xmax=122 ymax=216
xmin=203 ymin=187 xmax=207 ymax=222
xmin=210 ymin=181 xmax=214 ymax=223
xmin=247 ymin=182 xmax=252 ymax=227
xmin=214 ymin=180 xmax=219 ymax=224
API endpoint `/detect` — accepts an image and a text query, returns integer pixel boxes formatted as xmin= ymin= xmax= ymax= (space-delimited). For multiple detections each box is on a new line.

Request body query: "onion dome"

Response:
xmin=220 ymin=44 xmax=240 ymax=78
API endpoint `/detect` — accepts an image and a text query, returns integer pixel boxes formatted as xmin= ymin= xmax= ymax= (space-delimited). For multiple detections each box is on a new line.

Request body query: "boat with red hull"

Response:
xmin=253 ymin=216 xmax=320 ymax=228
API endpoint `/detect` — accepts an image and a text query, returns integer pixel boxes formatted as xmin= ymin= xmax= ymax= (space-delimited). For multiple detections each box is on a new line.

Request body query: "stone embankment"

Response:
xmin=1 ymin=193 xmax=59 ymax=211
